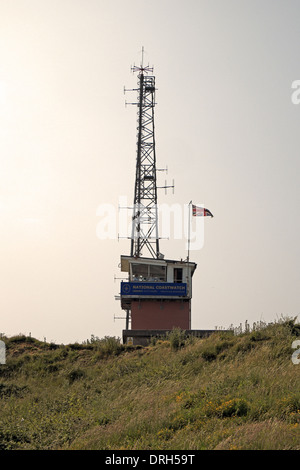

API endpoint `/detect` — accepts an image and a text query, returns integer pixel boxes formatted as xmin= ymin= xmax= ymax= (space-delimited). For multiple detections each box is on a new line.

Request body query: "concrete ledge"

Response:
xmin=122 ymin=329 xmax=231 ymax=346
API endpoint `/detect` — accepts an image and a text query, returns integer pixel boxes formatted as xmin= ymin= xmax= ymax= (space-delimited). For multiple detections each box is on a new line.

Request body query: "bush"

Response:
xmin=205 ymin=398 xmax=249 ymax=418
xmin=0 ymin=382 xmax=28 ymax=398
xmin=285 ymin=318 xmax=300 ymax=337
xmin=169 ymin=329 xmax=186 ymax=351
xmin=201 ymin=349 xmax=217 ymax=362
xmin=67 ymin=368 xmax=86 ymax=384
xmin=7 ymin=335 xmax=28 ymax=344
xmin=277 ymin=395 xmax=300 ymax=417
xmin=96 ymin=336 xmax=124 ymax=358
xmin=215 ymin=340 xmax=234 ymax=354
xmin=250 ymin=330 xmax=270 ymax=342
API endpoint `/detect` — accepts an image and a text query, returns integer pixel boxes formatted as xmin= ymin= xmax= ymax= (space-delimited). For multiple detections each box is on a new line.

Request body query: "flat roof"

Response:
xmin=120 ymin=255 xmax=197 ymax=274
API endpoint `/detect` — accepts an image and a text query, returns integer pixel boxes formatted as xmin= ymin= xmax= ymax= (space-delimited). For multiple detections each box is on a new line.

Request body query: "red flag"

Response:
xmin=192 ymin=205 xmax=213 ymax=217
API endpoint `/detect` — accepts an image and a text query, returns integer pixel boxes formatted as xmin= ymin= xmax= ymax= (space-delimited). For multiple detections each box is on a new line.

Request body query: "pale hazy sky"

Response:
xmin=1 ymin=0 xmax=299 ymax=343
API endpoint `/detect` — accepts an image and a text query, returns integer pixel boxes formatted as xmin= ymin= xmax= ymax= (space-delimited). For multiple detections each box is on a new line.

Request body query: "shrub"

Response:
xmin=0 ymin=382 xmax=28 ymax=398
xmin=234 ymin=339 xmax=255 ymax=354
xmin=169 ymin=328 xmax=186 ymax=351
xmin=201 ymin=348 xmax=217 ymax=362
xmin=95 ymin=336 xmax=124 ymax=358
xmin=68 ymin=342 xmax=92 ymax=351
xmin=277 ymin=395 xmax=300 ymax=417
xmin=67 ymin=368 xmax=86 ymax=384
xmin=45 ymin=364 xmax=60 ymax=374
xmin=219 ymin=398 xmax=249 ymax=418
xmin=8 ymin=335 xmax=28 ymax=344
xmin=285 ymin=318 xmax=300 ymax=337
xmin=250 ymin=330 xmax=270 ymax=342
xmin=205 ymin=398 xmax=249 ymax=418
xmin=215 ymin=340 xmax=234 ymax=355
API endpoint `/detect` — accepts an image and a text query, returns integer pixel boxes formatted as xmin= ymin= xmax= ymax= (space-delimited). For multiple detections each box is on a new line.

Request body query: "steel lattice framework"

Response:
xmin=128 ymin=64 xmax=160 ymax=259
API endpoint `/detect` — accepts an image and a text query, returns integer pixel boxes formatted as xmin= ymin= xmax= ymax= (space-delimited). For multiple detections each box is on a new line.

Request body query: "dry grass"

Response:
xmin=215 ymin=420 xmax=300 ymax=450
xmin=0 ymin=319 xmax=299 ymax=450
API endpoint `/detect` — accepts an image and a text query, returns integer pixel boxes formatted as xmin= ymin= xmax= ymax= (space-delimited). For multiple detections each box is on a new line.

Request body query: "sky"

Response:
xmin=0 ymin=0 xmax=300 ymax=344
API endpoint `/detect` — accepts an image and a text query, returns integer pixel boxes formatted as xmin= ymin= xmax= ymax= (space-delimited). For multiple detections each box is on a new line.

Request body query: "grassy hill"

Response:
xmin=0 ymin=319 xmax=299 ymax=450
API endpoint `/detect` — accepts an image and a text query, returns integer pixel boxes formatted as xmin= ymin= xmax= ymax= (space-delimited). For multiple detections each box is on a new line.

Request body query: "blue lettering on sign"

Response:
xmin=121 ymin=282 xmax=187 ymax=297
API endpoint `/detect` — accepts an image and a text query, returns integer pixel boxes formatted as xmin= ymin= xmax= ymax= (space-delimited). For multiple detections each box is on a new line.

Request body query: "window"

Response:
xmin=149 ymin=265 xmax=166 ymax=282
xmin=174 ymin=268 xmax=183 ymax=283
xmin=131 ymin=264 xmax=166 ymax=282
xmin=131 ymin=264 xmax=148 ymax=281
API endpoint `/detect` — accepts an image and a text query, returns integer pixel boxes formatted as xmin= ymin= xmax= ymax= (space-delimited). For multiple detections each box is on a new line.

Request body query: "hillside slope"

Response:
xmin=0 ymin=320 xmax=299 ymax=450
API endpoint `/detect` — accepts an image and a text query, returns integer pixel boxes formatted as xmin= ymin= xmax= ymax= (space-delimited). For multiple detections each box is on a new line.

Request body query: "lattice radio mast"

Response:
xmin=125 ymin=49 xmax=161 ymax=259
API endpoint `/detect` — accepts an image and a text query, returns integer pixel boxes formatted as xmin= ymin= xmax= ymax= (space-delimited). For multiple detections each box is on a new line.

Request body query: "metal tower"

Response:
xmin=125 ymin=57 xmax=160 ymax=259
xmin=120 ymin=54 xmax=199 ymax=345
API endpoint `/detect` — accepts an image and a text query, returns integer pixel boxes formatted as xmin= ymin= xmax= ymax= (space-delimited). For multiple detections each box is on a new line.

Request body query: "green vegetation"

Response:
xmin=0 ymin=319 xmax=299 ymax=450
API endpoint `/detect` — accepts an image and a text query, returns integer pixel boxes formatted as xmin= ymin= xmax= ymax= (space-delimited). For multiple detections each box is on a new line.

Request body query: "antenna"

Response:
xmin=114 ymin=311 xmax=130 ymax=329
xmin=114 ymin=274 xmax=128 ymax=283
xmin=124 ymin=51 xmax=159 ymax=258
xmin=141 ymin=46 xmax=145 ymax=68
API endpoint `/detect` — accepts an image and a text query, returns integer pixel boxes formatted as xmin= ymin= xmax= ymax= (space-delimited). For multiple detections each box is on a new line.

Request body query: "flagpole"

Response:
xmin=187 ymin=200 xmax=192 ymax=262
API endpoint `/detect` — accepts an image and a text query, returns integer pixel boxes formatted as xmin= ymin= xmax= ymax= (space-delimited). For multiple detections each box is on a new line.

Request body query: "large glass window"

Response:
xmin=149 ymin=265 xmax=166 ymax=281
xmin=131 ymin=264 xmax=166 ymax=282
xmin=132 ymin=264 xmax=148 ymax=281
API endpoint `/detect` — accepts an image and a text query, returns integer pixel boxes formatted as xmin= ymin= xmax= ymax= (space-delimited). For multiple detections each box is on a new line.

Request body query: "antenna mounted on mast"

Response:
xmin=131 ymin=46 xmax=153 ymax=75
xmin=125 ymin=48 xmax=160 ymax=259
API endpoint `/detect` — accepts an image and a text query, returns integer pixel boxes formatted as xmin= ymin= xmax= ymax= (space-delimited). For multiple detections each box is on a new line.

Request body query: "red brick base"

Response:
xmin=131 ymin=299 xmax=190 ymax=330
